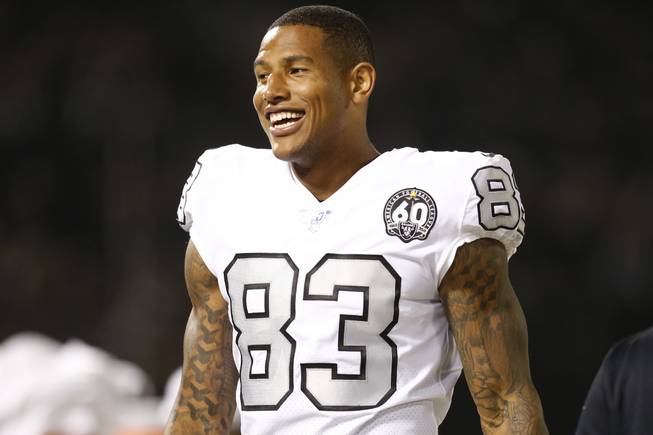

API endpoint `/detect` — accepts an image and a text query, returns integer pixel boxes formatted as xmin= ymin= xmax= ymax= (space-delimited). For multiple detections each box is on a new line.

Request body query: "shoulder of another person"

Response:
xmin=608 ymin=326 xmax=653 ymax=364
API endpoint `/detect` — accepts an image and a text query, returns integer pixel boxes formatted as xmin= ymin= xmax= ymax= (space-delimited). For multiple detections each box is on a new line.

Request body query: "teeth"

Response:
xmin=276 ymin=120 xmax=296 ymax=128
xmin=270 ymin=111 xmax=304 ymax=124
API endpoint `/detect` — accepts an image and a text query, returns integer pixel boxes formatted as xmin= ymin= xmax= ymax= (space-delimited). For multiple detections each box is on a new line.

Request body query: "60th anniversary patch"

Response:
xmin=384 ymin=188 xmax=437 ymax=243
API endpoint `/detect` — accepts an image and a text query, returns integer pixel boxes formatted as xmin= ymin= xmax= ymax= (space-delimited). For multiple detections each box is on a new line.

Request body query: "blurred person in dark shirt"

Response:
xmin=575 ymin=326 xmax=653 ymax=435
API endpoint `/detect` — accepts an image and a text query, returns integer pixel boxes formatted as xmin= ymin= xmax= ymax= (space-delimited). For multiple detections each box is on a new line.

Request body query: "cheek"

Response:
xmin=303 ymin=84 xmax=335 ymax=112
xmin=252 ymin=88 xmax=264 ymax=112
xmin=316 ymin=87 xmax=346 ymax=120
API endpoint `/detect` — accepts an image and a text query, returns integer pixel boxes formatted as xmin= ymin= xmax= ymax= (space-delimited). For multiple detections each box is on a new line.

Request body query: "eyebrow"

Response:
xmin=253 ymin=55 xmax=315 ymax=69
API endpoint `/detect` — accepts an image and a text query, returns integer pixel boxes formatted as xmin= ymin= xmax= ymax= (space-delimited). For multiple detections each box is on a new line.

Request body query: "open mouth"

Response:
xmin=267 ymin=110 xmax=306 ymax=135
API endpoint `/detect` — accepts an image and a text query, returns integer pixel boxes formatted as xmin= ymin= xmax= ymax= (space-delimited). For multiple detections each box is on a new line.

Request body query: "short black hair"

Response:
xmin=268 ymin=5 xmax=374 ymax=72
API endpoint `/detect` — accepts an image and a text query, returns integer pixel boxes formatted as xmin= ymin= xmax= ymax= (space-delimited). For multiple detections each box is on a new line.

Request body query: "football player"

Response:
xmin=166 ymin=5 xmax=548 ymax=434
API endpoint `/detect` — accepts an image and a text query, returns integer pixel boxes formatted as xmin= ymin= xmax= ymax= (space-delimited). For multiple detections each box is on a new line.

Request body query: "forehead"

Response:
xmin=255 ymin=25 xmax=329 ymax=64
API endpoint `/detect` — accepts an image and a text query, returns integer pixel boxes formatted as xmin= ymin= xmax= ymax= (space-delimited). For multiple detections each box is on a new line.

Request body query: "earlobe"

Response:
xmin=350 ymin=62 xmax=375 ymax=104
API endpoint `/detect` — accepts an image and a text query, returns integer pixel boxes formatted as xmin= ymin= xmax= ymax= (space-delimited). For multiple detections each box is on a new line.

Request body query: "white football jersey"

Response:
xmin=177 ymin=145 xmax=525 ymax=435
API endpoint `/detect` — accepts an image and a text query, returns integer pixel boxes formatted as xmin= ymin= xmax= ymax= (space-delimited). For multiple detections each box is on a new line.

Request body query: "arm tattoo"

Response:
xmin=166 ymin=241 xmax=238 ymax=435
xmin=440 ymin=238 xmax=548 ymax=434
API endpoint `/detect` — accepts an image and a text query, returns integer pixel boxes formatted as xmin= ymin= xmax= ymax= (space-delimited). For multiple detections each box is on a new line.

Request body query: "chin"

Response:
xmin=269 ymin=138 xmax=306 ymax=162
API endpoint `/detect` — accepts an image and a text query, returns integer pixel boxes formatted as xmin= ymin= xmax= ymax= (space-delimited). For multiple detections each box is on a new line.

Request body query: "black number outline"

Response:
xmin=300 ymin=254 xmax=401 ymax=411
xmin=486 ymin=178 xmax=506 ymax=192
xmin=491 ymin=201 xmax=512 ymax=217
xmin=247 ymin=344 xmax=271 ymax=379
xmin=243 ymin=283 xmax=270 ymax=319
xmin=224 ymin=253 xmax=298 ymax=411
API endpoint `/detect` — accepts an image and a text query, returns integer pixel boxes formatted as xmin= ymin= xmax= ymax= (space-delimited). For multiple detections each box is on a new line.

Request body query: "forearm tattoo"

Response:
xmin=166 ymin=243 xmax=238 ymax=435
xmin=440 ymin=238 xmax=548 ymax=434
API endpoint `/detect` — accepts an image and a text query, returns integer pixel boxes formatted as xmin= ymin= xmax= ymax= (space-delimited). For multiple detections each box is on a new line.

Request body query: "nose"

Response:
xmin=263 ymin=73 xmax=290 ymax=104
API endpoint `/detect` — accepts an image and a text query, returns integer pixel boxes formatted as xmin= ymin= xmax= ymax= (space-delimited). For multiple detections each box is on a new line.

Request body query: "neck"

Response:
xmin=291 ymin=135 xmax=379 ymax=202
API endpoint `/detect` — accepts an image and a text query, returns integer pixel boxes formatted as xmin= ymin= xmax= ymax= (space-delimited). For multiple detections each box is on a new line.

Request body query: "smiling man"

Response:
xmin=166 ymin=5 xmax=548 ymax=435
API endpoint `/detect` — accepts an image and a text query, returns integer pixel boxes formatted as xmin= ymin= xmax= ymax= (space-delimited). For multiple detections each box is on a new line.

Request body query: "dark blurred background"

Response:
xmin=1 ymin=1 xmax=652 ymax=433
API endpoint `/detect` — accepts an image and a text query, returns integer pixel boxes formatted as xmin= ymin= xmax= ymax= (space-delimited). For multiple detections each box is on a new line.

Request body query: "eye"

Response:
xmin=289 ymin=67 xmax=307 ymax=75
xmin=256 ymin=72 xmax=269 ymax=82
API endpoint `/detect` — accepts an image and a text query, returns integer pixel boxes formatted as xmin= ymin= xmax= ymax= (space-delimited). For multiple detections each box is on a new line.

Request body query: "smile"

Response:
xmin=268 ymin=110 xmax=306 ymax=136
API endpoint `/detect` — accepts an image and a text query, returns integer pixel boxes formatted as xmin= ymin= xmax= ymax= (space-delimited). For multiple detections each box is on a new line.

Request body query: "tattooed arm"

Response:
xmin=165 ymin=240 xmax=238 ymax=435
xmin=440 ymin=238 xmax=548 ymax=434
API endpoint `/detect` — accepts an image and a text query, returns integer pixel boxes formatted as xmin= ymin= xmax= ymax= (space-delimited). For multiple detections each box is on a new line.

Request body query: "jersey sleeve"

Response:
xmin=459 ymin=153 xmax=526 ymax=257
xmin=437 ymin=153 xmax=526 ymax=285
xmin=176 ymin=152 xmax=208 ymax=232
xmin=176 ymin=144 xmax=247 ymax=233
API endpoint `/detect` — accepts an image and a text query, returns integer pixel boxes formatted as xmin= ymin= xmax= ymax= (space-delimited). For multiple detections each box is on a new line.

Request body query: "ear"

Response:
xmin=349 ymin=62 xmax=376 ymax=104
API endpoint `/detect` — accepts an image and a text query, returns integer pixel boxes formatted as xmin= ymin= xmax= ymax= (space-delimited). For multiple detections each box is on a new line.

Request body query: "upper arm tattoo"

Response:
xmin=439 ymin=238 xmax=547 ymax=433
xmin=166 ymin=241 xmax=238 ymax=435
